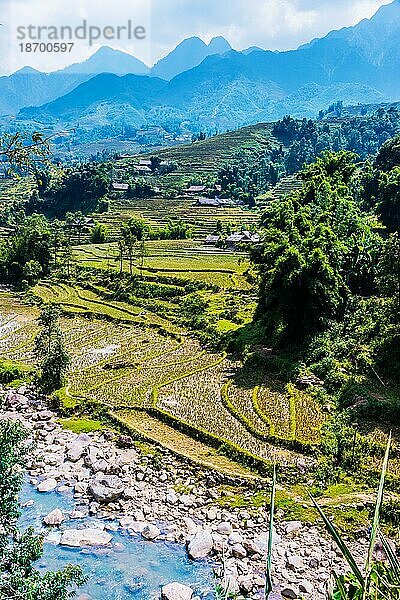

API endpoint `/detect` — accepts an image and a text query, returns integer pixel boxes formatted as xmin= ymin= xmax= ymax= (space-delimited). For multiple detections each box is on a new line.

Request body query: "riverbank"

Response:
xmin=1 ymin=386 xmax=371 ymax=600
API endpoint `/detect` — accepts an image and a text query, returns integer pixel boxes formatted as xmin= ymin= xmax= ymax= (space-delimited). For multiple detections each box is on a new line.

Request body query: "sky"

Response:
xmin=0 ymin=0 xmax=394 ymax=75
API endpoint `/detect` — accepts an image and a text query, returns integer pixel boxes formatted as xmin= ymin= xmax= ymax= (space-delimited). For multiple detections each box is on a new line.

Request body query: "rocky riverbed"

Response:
xmin=1 ymin=386 xmax=373 ymax=600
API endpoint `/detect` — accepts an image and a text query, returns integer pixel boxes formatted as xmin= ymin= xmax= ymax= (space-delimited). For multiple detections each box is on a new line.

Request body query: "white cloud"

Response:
xmin=0 ymin=0 xmax=393 ymax=75
xmin=1 ymin=0 xmax=152 ymax=74
xmin=348 ymin=0 xmax=392 ymax=23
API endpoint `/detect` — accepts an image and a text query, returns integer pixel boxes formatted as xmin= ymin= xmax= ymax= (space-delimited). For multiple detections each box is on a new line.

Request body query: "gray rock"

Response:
xmin=166 ymin=490 xmax=178 ymax=505
xmin=92 ymin=458 xmax=109 ymax=473
xmin=238 ymin=575 xmax=254 ymax=594
xmin=285 ymin=521 xmax=302 ymax=535
xmin=123 ymin=487 xmax=137 ymax=500
xmin=217 ymin=522 xmax=233 ymax=535
xmin=37 ymin=478 xmax=57 ymax=493
xmin=183 ymin=517 xmax=197 ymax=534
xmin=128 ymin=521 xmax=147 ymax=533
xmin=141 ymin=524 xmax=160 ymax=541
xmin=88 ymin=474 xmax=124 ymax=503
xmin=43 ymin=508 xmax=65 ymax=526
xmin=161 ymin=582 xmax=193 ymax=600
xmin=60 ymin=528 xmax=112 ymax=547
xmin=70 ymin=510 xmax=87 ymax=519
xmin=207 ymin=507 xmax=218 ymax=521
xmin=232 ymin=543 xmax=247 ymax=558
xmin=188 ymin=530 xmax=213 ymax=559
xmin=115 ymin=449 xmax=138 ymax=467
xmin=229 ymin=531 xmax=243 ymax=545
xmin=180 ymin=494 xmax=194 ymax=507
xmin=67 ymin=445 xmax=85 ymax=462
xmin=286 ymin=554 xmax=304 ymax=570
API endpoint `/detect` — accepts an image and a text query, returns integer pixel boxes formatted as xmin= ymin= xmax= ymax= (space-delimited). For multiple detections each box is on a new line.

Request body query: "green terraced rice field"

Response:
xmin=33 ymin=281 xmax=178 ymax=333
xmin=90 ymin=197 xmax=260 ymax=243
xmin=73 ymin=239 xmax=252 ymax=291
xmin=0 ymin=290 xmax=317 ymax=470
xmin=2 ymin=289 xmax=397 ymax=479
xmin=113 ymin=122 xmax=279 ymax=192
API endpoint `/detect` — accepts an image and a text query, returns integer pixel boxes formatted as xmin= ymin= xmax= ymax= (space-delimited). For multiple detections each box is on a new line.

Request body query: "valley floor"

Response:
xmin=1 ymin=387 xmax=374 ymax=600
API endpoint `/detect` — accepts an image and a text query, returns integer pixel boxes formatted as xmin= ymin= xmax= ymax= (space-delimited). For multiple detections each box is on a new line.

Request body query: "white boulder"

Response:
xmin=161 ymin=582 xmax=193 ymax=600
xmin=60 ymin=528 xmax=112 ymax=547
xmin=187 ymin=530 xmax=213 ymax=559
xmin=37 ymin=478 xmax=57 ymax=493
xmin=43 ymin=508 xmax=65 ymax=526
xmin=141 ymin=524 xmax=160 ymax=541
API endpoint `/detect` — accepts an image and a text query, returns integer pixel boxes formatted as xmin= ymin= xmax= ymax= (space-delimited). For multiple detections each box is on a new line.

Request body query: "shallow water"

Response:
xmin=19 ymin=483 xmax=215 ymax=599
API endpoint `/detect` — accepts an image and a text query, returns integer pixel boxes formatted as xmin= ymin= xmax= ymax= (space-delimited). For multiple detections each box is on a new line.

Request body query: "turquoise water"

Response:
xmin=19 ymin=483 xmax=214 ymax=599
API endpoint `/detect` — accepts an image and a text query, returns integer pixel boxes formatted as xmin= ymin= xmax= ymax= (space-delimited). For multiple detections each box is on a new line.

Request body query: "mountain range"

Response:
xmin=0 ymin=37 xmax=232 ymax=115
xmin=6 ymin=0 xmax=400 ymax=129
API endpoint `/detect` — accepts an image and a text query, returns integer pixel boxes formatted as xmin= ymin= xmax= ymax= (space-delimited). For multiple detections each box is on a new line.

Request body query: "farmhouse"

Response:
xmin=196 ymin=197 xmax=221 ymax=207
xmin=196 ymin=197 xmax=235 ymax=207
xmin=217 ymin=198 xmax=235 ymax=207
xmin=205 ymin=234 xmax=221 ymax=245
xmin=187 ymin=185 xmax=206 ymax=194
xmin=226 ymin=231 xmax=260 ymax=249
xmin=135 ymin=165 xmax=152 ymax=174
xmin=112 ymin=182 xmax=129 ymax=192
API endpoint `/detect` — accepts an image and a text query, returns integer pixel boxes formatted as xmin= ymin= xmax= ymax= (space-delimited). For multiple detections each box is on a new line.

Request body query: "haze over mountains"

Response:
xmin=5 ymin=0 xmax=400 ymax=129
xmin=0 ymin=37 xmax=232 ymax=115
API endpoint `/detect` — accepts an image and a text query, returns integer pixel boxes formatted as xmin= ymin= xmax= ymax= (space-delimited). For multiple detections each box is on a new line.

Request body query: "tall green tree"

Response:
xmin=34 ymin=305 xmax=70 ymax=393
xmin=0 ymin=214 xmax=52 ymax=283
xmin=378 ymin=167 xmax=400 ymax=233
xmin=254 ymin=152 xmax=382 ymax=345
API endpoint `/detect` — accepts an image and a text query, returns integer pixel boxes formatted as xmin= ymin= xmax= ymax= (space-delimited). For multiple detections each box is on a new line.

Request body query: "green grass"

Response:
xmin=0 ymin=358 xmax=35 ymax=384
xmin=133 ymin=440 xmax=161 ymax=458
xmin=53 ymin=386 xmax=81 ymax=412
xmin=59 ymin=417 xmax=106 ymax=434
xmin=216 ymin=484 xmax=372 ymax=531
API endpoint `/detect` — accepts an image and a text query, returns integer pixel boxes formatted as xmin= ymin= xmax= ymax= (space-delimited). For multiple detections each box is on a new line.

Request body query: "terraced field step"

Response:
xmin=257 ymin=175 xmax=304 ymax=205
xmin=111 ymin=409 xmax=259 ymax=480
xmin=91 ymin=197 xmax=260 ymax=241
xmin=73 ymin=240 xmax=252 ymax=291
xmin=34 ymin=282 xmax=180 ymax=333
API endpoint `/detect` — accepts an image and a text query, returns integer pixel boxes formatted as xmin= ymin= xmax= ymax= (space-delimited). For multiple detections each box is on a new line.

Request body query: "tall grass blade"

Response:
xmin=366 ymin=433 xmax=392 ymax=571
xmin=309 ymin=492 xmax=364 ymax=587
xmin=380 ymin=533 xmax=400 ymax=579
xmin=265 ymin=464 xmax=276 ymax=599
xmin=333 ymin=570 xmax=347 ymax=600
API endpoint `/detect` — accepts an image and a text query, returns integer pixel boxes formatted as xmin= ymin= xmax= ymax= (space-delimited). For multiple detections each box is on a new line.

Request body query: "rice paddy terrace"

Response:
xmin=89 ymin=196 xmax=260 ymax=245
xmin=0 ymin=286 xmax=326 ymax=477
xmin=113 ymin=122 xmax=280 ymax=191
xmin=71 ymin=238 xmax=256 ymax=339
xmin=73 ymin=239 xmax=253 ymax=291
xmin=1 ymin=277 xmax=398 ymax=484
